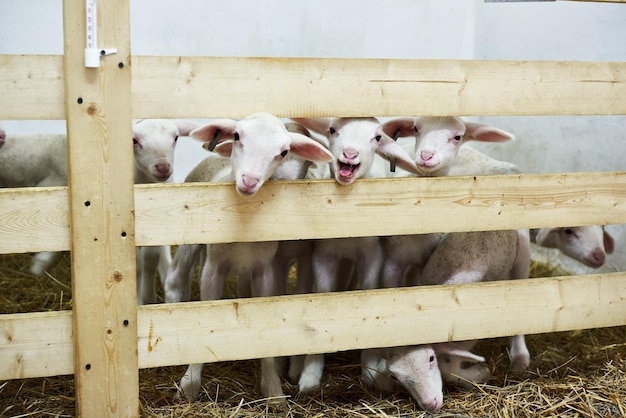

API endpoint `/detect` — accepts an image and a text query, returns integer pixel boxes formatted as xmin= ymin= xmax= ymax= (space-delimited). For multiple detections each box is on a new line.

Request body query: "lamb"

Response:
xmin=361 ymin=341 xmax=490 ymax=412
xmin=0 ymin=120 xmax=198 ymax=306
xmin=379 ymin=118 xmax=518 ymax=289
xmin=366 ymin=117 xmax=526 ymax=407
xmin=532 ymin=226 xmax=615 ymax=268
xmin=0 ymin=132 xmax=67 ymax=189
xmin=418 ymin=229 xmax=532 ymax=372
xmin=132 ymin=119 xmax=200 ymax=305
xmin=168 ymin=113 xmax=334 ymax=402
xmin=382 ymin=116 xmax=516 ymax=177
xmin=162 ymin=122 xmax=324 ymax=303
xmin=288 ymin=117 xmax=421 ymax=393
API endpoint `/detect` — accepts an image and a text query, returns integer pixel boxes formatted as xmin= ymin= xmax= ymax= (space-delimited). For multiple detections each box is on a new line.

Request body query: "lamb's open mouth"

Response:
xmin=338 ymin=161 xmax=359 ymax=181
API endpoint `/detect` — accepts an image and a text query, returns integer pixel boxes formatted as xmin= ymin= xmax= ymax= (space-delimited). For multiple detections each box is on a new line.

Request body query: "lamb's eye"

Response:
xmin=375 ymin=135 xmax=381 ymax=142
xmin=233 ymin=133 xmax=240 ymax=141
xmin=133 ymin=138 xmax=139 ymax=145
xmin=329 ymin=127 xmax=336 ymax=135
xmin=174 ymin=135 xmax=179 ymax=142
xmin=390 ymin=374 xmax=399 ymax=382
xmin=280 ymin=150 xmax=288 ymax=158
xmin=564 ymin=228 xmax=574 ymax=235
xmin=454 ymin=135 xmax=462 ymax=141
xmin=429 ymin=355 xmax=436 ymax=363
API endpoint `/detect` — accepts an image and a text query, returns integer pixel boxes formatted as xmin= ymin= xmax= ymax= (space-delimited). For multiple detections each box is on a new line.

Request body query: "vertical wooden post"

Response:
xmin=63 ymin=0 xmax=138 ymax=416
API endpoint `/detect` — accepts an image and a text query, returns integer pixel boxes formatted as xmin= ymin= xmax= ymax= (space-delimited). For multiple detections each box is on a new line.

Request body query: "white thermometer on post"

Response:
xmin=84 ymin=0 xmax=117 ymax=68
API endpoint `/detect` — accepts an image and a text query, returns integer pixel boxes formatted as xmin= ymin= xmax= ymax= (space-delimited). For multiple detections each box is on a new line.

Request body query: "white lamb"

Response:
xmin=366 ymin=117 xmax=526 ymax=407
xmin=532 ymin=226 xmax=615 ymax=268
xmin=379 ymin=117 xmax=518 ymax=289
xmin=382 ymin=116 xmax=516 ymax=177
xmin=288 ymin=117 xmax=421 ymax=394
xmin=132 ymin=119 xmax=200 ymax=305
xmin=163 ymin=122 xmax=325 ymax=302
xmin=0 ymin=120 xmax=198 ymax=306
xmin=361 ymin=341 xmax=490 ymax=412
xmin=419 ymin=229 xmax=532 ymax=372
xmin=170 ymin=113 xmax=333 ymax=402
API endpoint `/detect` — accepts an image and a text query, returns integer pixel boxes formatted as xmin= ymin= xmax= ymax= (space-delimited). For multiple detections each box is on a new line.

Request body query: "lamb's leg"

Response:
xmin=157 ymin=245 xmax=172 ymax=288
xmin=179 ymin=363 xmax=205 ymax=400
xmin=250 ymin=262 xmax=286 ymax=401
xmin=164 ymin=244 xmax=204 ymax=303
xmin=30 ymin=251 xmax=60 ymax=277
xmin=298 ymin=354 xmax=325 ymax=394
xmin=509 ymin=334 xmax=530 ymax=371
xmin=136 ymin=246 xmax=160 ymax=305
xmin=381 ymin=257 xmax=406 ymax=288
xmin=176 ymin=250 xmax=227 ymax=400
xmin=296 ymin=248 xmax=342 ymax=393
xmin=509 ymin=231 xmax=531 ymax=371
xmin=357 ymin=243 xmax=384 ymax=290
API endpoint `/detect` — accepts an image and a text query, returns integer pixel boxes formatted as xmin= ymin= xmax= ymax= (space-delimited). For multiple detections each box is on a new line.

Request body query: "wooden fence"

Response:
xmin=1 ymin=0 xmax=625 ymax=416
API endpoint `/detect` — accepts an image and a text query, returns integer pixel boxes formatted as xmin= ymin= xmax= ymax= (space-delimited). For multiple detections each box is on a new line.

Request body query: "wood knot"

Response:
xmin=112 ymin=271 xmax=123 ymax=282
xmin=86 ymin=103 xmax=98 ymax=116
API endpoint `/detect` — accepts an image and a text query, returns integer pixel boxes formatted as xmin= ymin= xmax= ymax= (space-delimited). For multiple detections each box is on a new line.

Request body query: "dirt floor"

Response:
xmin=0 ymin=252 xmax=624 ymax=417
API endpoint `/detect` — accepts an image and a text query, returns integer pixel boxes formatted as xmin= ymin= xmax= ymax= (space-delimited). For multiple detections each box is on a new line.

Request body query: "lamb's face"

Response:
xmin=327 ymin=118 xmax=382 ymax=185
xmin=133 ymin=120 xmax=178 ymax=182
xmin=230 ymin=114 xmax=291 ymax=196
xmin=412 ymin=117 xmax=467 ymax=176
xmin=554 ymin=226 xmax=613 ymax=268
xmin=387 ymin=346 xmax=443 ymax=412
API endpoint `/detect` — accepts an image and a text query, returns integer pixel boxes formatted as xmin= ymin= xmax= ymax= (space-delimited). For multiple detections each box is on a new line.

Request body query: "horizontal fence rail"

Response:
xmin=2 ymin=55 xmax=626 ymax=120
xmin=2 ymin=272 xmax=625 ymax=380
xmin=0 ymin=171 xmax=625 ymax=254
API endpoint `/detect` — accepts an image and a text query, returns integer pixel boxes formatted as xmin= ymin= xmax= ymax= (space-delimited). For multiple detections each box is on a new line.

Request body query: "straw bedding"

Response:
xmin=1 ymin=252 xmax=624 ymax=417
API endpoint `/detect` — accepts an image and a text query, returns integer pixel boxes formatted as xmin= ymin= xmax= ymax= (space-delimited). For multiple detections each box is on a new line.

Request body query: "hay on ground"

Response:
xmin=1 ymin=252 xmax=624 ymax=417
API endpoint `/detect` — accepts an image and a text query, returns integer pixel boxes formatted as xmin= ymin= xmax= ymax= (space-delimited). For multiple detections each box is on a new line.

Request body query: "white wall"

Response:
xmin=1 ymin=0 xmax=625 ymax=272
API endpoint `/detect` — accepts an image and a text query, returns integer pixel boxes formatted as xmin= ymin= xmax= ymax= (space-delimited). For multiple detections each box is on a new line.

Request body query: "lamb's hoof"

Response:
xmin=298 ymin=374 xmax=321 ymax=395
xmin=510 ymin=354 xmax=530 ymax=372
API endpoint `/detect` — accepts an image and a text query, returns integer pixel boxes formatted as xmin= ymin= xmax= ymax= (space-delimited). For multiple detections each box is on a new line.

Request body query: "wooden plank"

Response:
xmin=133 ymin=172 xmax=626 ymax=245
xmin=1 ymin=172 xmax=625 ymax=254
xmin=2 ymin=55 xmax=626 ymax=120
xmin=62 ymin=0 xmax=139 ymax=416
xmin=0 ymin=311 xmax=73 ymax=379
xmin=0 ymin=186 xmax=69 ymax=253
xmin=2 ymin=273 xmax=625 ymax=380
xmin=0 ymin=55 xmax=65 ymax=120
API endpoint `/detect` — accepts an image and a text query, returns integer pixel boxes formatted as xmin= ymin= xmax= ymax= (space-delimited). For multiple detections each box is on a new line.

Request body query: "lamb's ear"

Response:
xmin=434 ymin=346 xmax=485 ymax=364
xmin=603 ymin=228 xmax=615 ymax=254
xmin=464 ymin=122 xmax=515 ymax=143
xmin=284 ymin=122 xmax=311 ymax=138
xmin=535 ymin=228 xmax=558 ymax=246
xmin=375 ymin=135 xmax=420 ymax=174
xmin=288 ymin=132 xmax=334 ymax=163
xmin=205 ymin=140 xmax=234 ymax=157
xmin=190 ymin=119 xmax=238 ymax=150
xmin=291 ymin=118 xmax=333 ymax=135
xmin=175 ymin=120 xmax=202 ymax=137
xmin=382 ymin=118 xmax=416 ymax=139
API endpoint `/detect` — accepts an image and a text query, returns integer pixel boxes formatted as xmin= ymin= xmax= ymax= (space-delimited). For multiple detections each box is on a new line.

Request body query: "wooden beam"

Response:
xmin=1 ymin=55 xmax=626 ymax=120
xmin=1 ymin=172 xmax=624 ymax=254
xmin=2 ymin=273 xmax=625 ymax=380
xmin=62 ymin=0 xmax=138 ymax=416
